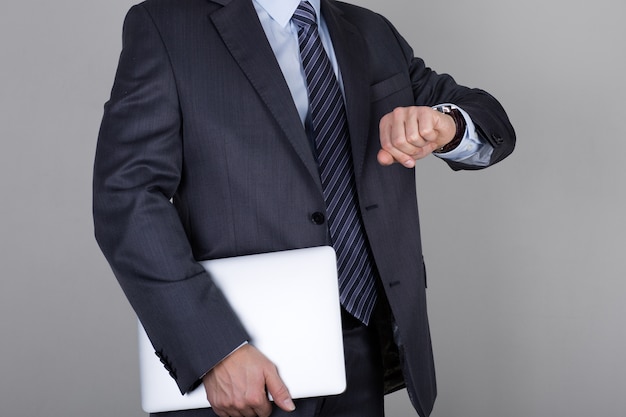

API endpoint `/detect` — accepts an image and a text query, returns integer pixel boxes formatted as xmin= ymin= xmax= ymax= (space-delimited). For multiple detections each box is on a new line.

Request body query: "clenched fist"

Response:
xmin=378 ymin=106 xmax=457 ymax=168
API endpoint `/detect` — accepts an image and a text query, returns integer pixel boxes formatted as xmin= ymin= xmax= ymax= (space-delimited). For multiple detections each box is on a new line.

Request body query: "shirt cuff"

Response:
xmin=431 ymin=104 xmax=494 ymax=166
xmin=199 ymin=341 xmax=249 ymax=380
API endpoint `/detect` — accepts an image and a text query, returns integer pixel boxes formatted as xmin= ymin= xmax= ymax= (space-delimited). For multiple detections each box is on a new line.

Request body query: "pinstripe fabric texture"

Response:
xmin=293 ymin=1 xmax=377 ymax=324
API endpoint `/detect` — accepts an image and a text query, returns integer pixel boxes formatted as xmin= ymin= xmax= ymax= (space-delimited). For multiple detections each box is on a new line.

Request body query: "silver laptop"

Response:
xmin=138 ymin=246 xmax=346 ymax=413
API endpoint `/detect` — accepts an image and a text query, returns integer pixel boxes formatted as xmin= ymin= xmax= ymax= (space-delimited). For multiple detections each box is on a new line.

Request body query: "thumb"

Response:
xmin=377 ymin=149 xmax=395 ymax=166
xmin=265 ymin=369 xmax=295 ymax=412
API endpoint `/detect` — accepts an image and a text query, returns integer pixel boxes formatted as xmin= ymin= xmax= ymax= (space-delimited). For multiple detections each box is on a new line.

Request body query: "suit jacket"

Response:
xmin=93 ymin=0 xmax=515 ymax=415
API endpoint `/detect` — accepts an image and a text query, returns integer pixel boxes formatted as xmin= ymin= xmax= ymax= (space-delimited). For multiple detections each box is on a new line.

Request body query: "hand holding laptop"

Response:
xmin=203 ymin=343 xmax=296 ymax=417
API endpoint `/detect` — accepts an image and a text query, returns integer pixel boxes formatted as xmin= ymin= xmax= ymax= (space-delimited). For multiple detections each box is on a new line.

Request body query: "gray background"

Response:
xmin=1 ymin=0 xmax=624 ymax=416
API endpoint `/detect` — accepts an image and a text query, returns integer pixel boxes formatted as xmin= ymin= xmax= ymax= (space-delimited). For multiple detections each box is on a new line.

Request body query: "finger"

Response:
xmin=386 ymin=145 xmax=418 ymax=168
xmin=389 ymin=109 xmax=429 ymax=166
xmin=210 ymin=406 xmax=230 ymax=417
xmin=379 ymin=115 xmax=409 ymax=166
xmin=416 ymin=111 xmax=437 ymax=143
xmin=390 ymin=122 xmax=420 ymax=151
xmin=388 ymin=109 xmax=422 ymax=152
xmin=379 ymin=147 xmax=416 ymax=168
xmin=216 ymin=400 xmax=259 ymax=417
xmin=251 ymin=402 xmax=273 ymax=417
xmin=403 ymin=109 xmax=424 ymax=147
xmin=382 ymin=126 xmax=418 ymax=167
xmin=264 ymin=368 xmax=295 ymax=413
xmin=378 ymin=112 xmax=393 ymax=150
xmin=377 ymin=149 xmax=395 ymax=166
xmin=379 ymin=108 xmax=419 ymax=168
xmin=245 ymin=388 xmax=273 ymax=417
xmin=240 ymin=404 xmax=262 ymax=417
xmin=377 ymin=146 xmax=416 ymax=168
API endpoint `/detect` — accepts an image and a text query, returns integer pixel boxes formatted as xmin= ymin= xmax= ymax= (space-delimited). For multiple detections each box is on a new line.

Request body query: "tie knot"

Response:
xmin=292 ymin=1 xmax=317 ymax=29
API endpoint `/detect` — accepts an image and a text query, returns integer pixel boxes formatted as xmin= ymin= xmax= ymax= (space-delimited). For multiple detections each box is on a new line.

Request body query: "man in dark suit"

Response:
xmin=93 ymin=0 xmax=515 ymax=416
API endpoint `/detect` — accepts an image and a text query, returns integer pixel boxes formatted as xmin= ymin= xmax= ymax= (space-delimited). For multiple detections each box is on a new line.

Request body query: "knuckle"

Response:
xmin=390 ymin=135 xmax=403 ymax=146
xmin=245 ymin=392 xmax=266 ymax=407
xmin=232 ymin=398 xmax=247 ymax=410
xmin=212 ymin=407 xmax=229 ymax=417
xmin=419 ymin=127 xmax=432 ymax=138
xmin=391 ymin=106 xmax=407 ymax=120
xmin=379 ymin=112 xmax=391 ymax=126
xmin=210 ymin=396 xmax=226 ymax=408
xmin=392 ymin=106 xmax=404 ymax=115
xmin=390 ymin=130 xmax=407 ymax=145
xmin=380 ymin=138 xmax=394 ymax=151
xmin=273 ymin=384 xmax=290 ymax=399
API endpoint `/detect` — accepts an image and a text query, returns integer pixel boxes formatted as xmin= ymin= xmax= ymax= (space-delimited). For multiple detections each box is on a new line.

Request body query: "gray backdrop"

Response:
xmin=1 ymin=0 xmax=624 ymax=416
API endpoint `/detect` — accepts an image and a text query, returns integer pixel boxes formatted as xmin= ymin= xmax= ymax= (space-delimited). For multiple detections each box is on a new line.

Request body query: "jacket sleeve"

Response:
xmin=92 ymin=4 xmax=248 ymax=394
xmin=382 ymin=15 xmax=516 ymax=170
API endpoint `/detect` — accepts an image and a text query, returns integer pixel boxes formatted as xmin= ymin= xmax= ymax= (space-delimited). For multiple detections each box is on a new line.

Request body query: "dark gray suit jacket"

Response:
xmin=93 ymin=0 xmax=515 ymax=415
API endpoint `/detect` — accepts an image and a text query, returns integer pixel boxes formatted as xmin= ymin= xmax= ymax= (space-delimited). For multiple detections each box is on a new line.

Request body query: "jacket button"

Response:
xmin=311 ymin=212 xmax=325 ymax=225
xmin=491 ymin=133 xmax=503 ymax=144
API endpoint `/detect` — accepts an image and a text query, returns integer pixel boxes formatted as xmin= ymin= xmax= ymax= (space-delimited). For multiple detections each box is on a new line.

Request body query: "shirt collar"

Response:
xmin=253 ymin=0 xmax=322 ymax=28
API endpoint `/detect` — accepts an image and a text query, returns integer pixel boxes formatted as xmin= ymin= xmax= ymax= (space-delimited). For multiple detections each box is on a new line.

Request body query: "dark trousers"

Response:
xmin=153 ymin=316 xmax=385 ymax=417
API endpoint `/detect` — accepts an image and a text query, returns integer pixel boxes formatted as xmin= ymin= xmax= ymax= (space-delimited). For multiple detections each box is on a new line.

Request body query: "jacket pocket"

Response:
xmin=370 ymin=72 xmax=410 ymax=102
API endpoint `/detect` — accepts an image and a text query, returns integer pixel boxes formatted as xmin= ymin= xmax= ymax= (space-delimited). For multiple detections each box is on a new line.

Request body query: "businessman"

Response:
xmin=93 ymin=0 xmax=515 ymax=416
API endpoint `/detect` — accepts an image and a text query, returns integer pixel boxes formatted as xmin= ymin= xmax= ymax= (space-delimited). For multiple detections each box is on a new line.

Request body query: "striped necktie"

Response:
xmin=292 ymin=1 xmax=377 ymax=324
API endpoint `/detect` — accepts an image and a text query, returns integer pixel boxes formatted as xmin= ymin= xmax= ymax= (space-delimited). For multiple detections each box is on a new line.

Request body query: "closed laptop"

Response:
xmin=138 ymin=246 xmax=346 ymax=413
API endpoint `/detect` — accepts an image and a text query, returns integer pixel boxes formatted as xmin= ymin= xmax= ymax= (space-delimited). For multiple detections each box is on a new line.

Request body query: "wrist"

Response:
xmin=433 ymin=106 xmax=466 ymax=154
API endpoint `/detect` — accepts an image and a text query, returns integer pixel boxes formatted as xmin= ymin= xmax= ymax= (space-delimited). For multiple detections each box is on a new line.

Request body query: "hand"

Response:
xmin=377 ymin=106 xmax=456 ymax=168
xmin=202 ymin=344 xmax=295 ymax=417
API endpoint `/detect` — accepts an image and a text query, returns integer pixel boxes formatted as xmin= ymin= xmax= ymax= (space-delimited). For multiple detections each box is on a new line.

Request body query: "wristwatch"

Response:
xmin=433 ymin=105 xmax=466 ymax=154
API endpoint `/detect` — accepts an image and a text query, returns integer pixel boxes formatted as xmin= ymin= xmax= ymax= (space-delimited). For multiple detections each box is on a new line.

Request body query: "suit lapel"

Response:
xmin=208 ymin=0 xmax=322 ymax=191
xmin=321 ymin=0 xmax=371 ymax=181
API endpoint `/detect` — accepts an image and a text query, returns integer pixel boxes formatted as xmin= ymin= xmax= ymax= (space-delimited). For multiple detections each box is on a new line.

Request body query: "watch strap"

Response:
xmin=433 ymin=106 xmax=466 ymax=154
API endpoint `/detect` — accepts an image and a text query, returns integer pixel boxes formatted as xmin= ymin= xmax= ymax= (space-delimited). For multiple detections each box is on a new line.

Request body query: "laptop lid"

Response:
xmin=138 ymin=246 xmax=346 ymax=413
